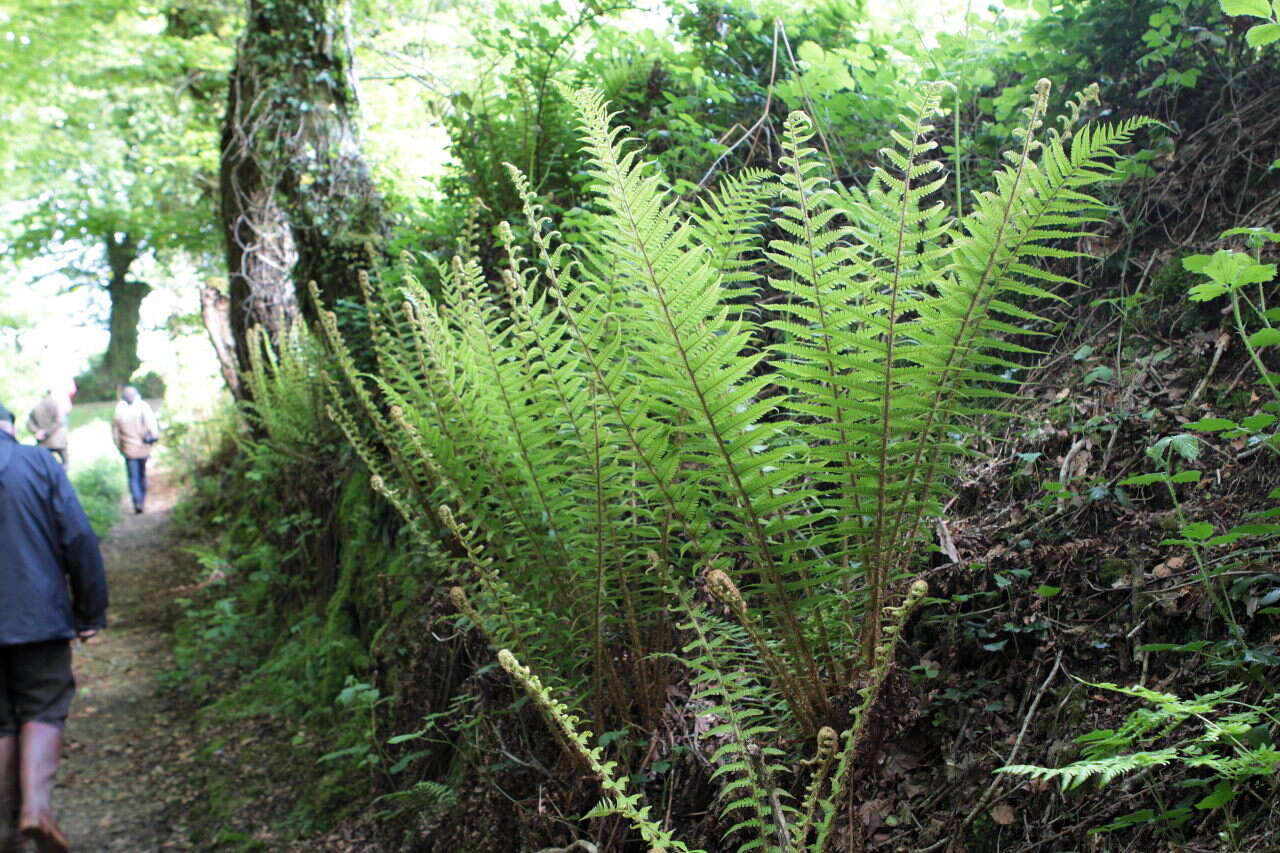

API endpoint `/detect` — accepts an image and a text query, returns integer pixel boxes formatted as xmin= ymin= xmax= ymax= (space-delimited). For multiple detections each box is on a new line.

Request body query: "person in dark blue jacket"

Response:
xmin=0 ymin=403 xmax=107 ymax=853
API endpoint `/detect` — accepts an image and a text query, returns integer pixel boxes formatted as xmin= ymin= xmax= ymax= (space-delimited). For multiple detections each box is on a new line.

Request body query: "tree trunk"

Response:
xmin=101 ymin=233 xmax=150 ymax=388
xmin=219 ymin=0 xmax=389 ymax=370
xmin=201 ymin=285 xmax=242 ymax=398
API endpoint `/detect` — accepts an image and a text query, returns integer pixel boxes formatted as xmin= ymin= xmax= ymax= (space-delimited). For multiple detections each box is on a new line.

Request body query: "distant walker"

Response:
xmin=111 ymin=387 xmax=159 ymax=515
xmin=24 ymin=383 xmax=75 ymax=470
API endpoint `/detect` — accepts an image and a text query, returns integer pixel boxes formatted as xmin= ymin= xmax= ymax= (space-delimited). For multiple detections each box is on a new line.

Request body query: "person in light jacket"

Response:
xmin=110 ymin=386 xmax=159 ymax=514
xmin=0 ymin=402 xmax=108 ymax=853
xmin=24 ymin=383 xmax=74 ymax=469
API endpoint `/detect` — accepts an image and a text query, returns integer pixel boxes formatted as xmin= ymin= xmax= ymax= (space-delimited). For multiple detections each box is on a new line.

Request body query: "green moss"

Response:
xmin=1099 ymin=557 xmax=1131 ymax=585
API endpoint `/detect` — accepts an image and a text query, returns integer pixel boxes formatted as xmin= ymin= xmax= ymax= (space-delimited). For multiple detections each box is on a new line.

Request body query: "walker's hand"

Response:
xmin=76 ymin=629 xmax=99 ymax=641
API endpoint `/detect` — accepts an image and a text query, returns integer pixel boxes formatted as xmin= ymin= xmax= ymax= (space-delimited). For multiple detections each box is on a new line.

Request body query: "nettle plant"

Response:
xmin=315 ymin=81 xmax=1149 ymax=850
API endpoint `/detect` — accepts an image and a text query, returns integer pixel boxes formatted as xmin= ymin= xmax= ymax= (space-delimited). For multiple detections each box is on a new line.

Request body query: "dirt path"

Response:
xmin=56 ymin=472 xmax=196 ymax=851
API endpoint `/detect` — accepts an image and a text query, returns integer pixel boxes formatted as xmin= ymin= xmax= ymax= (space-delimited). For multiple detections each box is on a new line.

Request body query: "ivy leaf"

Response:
xmin=1220 ymin=0 xmax=1271 ymax=17
xmin=1246 ymin=23 xmax=1280 ymax=46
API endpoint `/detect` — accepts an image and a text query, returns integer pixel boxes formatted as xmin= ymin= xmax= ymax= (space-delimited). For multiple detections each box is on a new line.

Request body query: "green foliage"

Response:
xmin=239 ymin=324 xmax=340 ymax=460
xmin=0 ymin=1 xmax=230 ymax=265
xmin=71 ymin=456 xmax=125 ymax=537
xmin=1119 ymin=228 xmax=1280 ymax=649
xmin=314 ymin=80 xmax=1148 ymax=848
xmin=499 ymin=648 xmax=700 ymax=853
xmin=497 ymin=580 xmax=928 ymax=853
xmin=999 ymin=681 xmax=1280 ymax=830
xmin=1221 ymin=0 xmax=1280 ymax=46
xmin=165 ymin=330 xmax=433 ymax=842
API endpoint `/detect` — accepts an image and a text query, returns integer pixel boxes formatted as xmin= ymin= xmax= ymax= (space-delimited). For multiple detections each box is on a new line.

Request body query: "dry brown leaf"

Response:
xmin=990 ymin=803 xmax=1016 ymax=825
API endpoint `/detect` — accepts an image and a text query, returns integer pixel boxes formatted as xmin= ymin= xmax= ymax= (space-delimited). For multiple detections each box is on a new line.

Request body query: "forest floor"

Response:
xmin=55 ymin=471 xmax=200 ymax=851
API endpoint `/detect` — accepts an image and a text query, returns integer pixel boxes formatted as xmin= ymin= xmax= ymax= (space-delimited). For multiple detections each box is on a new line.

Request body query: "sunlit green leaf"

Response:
xmin=1180 ymin=522 xmax=1215 ymax=540
xmin=1246 ymin=23 xmax=1280 ymax=46
xmin=1187 ymin=417 xmax=1237 ymax=432
xmin=1220 ymin=0 xmax=1272 ymax=17
xmin=1247 ymin=327 xmax=1280 ymax=347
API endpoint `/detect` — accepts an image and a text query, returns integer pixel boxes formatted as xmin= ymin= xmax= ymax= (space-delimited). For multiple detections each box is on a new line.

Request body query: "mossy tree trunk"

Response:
xmin=219 ymin=0 xmax=389 ymax=375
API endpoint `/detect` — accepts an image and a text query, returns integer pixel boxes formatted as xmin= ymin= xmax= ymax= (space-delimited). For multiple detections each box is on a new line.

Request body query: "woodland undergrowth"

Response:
xmin=301 ymin=79 xmax=1153 ymax=851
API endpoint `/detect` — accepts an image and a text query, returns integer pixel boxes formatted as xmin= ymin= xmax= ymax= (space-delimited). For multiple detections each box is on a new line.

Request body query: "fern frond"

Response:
xmin=997 ymin=750 xmax=1180 ymax=792
xmin=768 ymin=87 xmax=951 ymax=662
xmin=567 ymin=87 xmax=826 ymax=717
xmin=499 ymin=649 xmax=704 ymax=853
xmin=671 ymin=580 xmax=793 ymax=853
xmin=880 ymin=83 xmax=1157 ymax=581
xmin=814 ymin=581 xmax=927 ymax=853
xmin=689 ymin=167 xmax=775 ymax=293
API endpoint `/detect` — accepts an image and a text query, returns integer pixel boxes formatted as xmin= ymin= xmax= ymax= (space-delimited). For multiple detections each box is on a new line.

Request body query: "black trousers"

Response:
xmin=0 ymin=640 xmax=75 ymax=737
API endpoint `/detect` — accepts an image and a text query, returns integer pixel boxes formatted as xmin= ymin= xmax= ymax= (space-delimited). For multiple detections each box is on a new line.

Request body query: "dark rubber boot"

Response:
xmin=0 ymin=736 xmax=25 ymax=852
xmin=16 ymin=724 xmax=68 ymax=853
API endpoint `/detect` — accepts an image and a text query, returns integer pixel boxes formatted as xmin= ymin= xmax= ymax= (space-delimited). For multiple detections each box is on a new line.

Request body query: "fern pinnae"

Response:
xmin=672 ymin=580 xmax=792 ymax=853
xmin=391 ymin=293 xmax=536 ymax=557
xmin=499 ymin=649 xmax=702 ymax=853
xmin=688 ymin=166 xmax=774 ymax=292
xmin=512 ymin=152 xmax=708 ymax=563
xmin=462 ymin=267 xmax=577 ymax=574
xmin=509 ymin=167 xmax=674 ymax=722
xmin=398 ymin=296 xmax=460 ymax=446
xmin=367 ymin=471 xmax=444 ymax=560
xmin=308 ymin=284 xmax=393 ymax=450
xmin=864 ymin=86 xmax=950 ymax=658
xmin=706 ymin=570 xmax=817 ymax=737
xmin=792 ymin=726 xmax=838 ymax=853
xmin=569 ymin=88 xmax=824 ymax=707
xmin=437 ymin=256 xmax=573 ymax=576
xmin=889 ymin=94 xmax=1156 ymax=574
xmin=348 ymin=276 xmax=451 ymax=538
xmin=879 ymin=82 xmax=1053 ymax=566
xmin=998 ymin=750 xmax=1181 ymax=792
xmin=440 ymin=507 xmax=578 ymax=684
xmin=813 ymin=580 xmax=927 ymax=853
xmin=500 ymin=220 xmax=632 ymax=724
xmin=307 ymin=286 xmax=444 ymax=536
xmin=768 ymin=110 xmax=864 ymax=654
xmin=356 ymin=267 xmax=410 ymax=394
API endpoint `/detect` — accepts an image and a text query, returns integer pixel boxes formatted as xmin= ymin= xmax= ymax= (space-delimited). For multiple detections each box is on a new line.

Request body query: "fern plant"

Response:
xmin=999 ymin=681 xmax=1280 ymax=830
xmin=239 ymin=323 xmax=335 ymax=460
xmin=311 ymin=78 xmax=1154 ymax=850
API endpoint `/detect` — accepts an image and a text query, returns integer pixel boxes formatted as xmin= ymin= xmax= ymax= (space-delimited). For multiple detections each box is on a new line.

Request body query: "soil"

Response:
xmin=54 ymin=471 xmax=198 ymax=852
